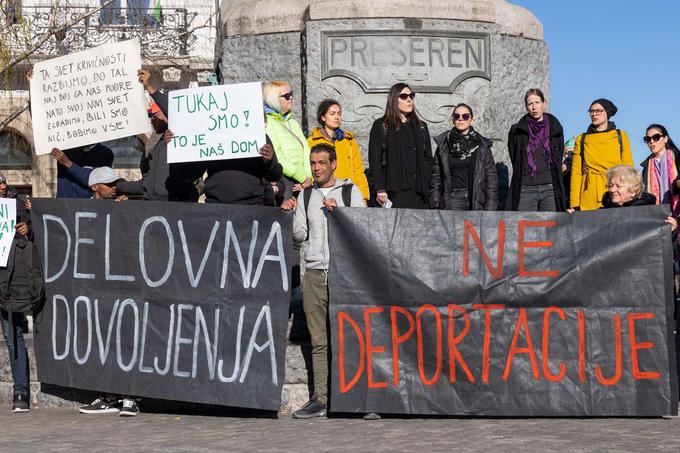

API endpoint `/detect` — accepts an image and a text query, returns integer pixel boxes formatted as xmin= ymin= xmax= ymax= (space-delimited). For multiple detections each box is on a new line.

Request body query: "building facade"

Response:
xmin=0 ymin=0 xmax=218 ymax=196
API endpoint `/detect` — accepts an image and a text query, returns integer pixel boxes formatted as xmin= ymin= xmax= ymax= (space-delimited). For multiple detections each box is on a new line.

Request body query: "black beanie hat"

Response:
xmin=591 ymin=98 xmax=617 ymax=118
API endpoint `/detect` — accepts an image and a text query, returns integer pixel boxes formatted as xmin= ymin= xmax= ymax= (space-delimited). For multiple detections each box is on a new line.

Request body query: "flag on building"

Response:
xmin=147 ymin=0 xmax=162 ymax=26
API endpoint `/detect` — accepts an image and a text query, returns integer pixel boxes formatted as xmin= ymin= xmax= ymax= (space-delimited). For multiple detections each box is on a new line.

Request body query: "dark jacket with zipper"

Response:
xmin=429 ymin=130 xmax=498 ymax=210
xmin=506 ymin=113 xmax=566 ymax=211
xmin=368 ymin=116 xmax=433 ymax=196
xmin=0 ymin=187 xmax=43 ymax=317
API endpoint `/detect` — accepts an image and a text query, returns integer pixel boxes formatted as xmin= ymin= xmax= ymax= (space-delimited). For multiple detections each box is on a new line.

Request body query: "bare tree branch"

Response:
xmin=0 ymin=0 xmax=116 ymax=78
xmin=0 ymin=102 xmax=29 ymax=132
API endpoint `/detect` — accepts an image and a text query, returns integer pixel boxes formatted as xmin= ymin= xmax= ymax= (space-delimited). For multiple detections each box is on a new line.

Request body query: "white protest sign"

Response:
xmin=167 ymin=82 xmax=265 ymax=164
xmin=0 ymin=199 xmax=16 ymax=268
xmin=30 ymin=39 xmax=150 ymax=155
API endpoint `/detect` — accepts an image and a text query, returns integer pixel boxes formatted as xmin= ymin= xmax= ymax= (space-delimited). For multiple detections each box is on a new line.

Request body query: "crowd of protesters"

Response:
xmin=0 ymin=68 xmax=679 ymax=419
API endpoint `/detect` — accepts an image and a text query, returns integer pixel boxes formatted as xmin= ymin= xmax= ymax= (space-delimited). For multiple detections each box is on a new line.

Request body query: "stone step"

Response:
xmin=0 ymin=332 xmax=313 ymax=415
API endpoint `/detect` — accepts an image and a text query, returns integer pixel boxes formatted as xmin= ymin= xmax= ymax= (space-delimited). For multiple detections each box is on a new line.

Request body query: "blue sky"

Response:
xmin=511 ymin=0 xmax=680 ymax=165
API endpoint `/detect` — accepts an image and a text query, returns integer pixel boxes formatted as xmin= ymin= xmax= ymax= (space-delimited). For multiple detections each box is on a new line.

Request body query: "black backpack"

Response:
xmin=302 ymin=184 xmax=354 ymax=241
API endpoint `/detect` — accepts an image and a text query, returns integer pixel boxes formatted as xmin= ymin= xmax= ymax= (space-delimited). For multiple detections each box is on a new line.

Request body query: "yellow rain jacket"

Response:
xmin=307 ymin=127 xmax=370 ymax=201
xmin=570 ymin=129 xmax=633 ymax=210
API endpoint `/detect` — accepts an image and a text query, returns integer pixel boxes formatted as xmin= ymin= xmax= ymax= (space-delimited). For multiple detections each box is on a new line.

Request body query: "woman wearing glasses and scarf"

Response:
xmin=640 ymin=124 xmax=680 ymax=214
xmin=263 ymin=81 xmax=312 ymax=197
xmin=429 ymin=103 xmax=497 ymax=210
xmin=568 ymin=97 xmax=633 ymax=211
xmin=368 ymin=83 xmax=433 ymax=209
xmin=506 ymin=88 xmax=567 ymax=212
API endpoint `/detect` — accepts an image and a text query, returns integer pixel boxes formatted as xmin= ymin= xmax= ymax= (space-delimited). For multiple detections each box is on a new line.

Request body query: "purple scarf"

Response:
xmin=526 ymin=114 xmax=555 ymax=176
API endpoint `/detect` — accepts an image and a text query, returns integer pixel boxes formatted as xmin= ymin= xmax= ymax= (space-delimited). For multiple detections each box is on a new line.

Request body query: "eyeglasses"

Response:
xmin=643 ymin=133 xmax=665 ymax=144
xmin=453 ymin=113 xmax=472 ymax=121
xmin=588 ymin=108 xmax=605 ymax=115
xmin=398 ymin=92 xmax=416 ymax=100
xmin=279 ymin=91 xmax=294 ymax=101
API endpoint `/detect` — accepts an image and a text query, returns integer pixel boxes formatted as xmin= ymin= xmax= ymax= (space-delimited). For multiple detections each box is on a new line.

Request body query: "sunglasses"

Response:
xmin=643 ymin=133 xmax=665 ymax=144
xmin=453 ymin=113 xmax=472 ymax=121
xmin=279 ymin=91 xmax=294 ymax=101
xmin=398 ymin=92 xmax=416 ymax=100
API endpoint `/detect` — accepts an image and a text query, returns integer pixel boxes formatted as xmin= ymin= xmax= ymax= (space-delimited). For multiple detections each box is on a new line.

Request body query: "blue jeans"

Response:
xmin=517 ymin=184 xmax=556 ymax=212
xmin=1 ymin=309 xmax=29 ymax=396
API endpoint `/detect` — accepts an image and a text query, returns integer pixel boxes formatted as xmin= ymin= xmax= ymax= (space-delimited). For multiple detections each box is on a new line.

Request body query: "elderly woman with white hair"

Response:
xmin=600 ymin=165 xmax=677 ymax=230
xmin=263 ymin=81 xmax=312 ymax=196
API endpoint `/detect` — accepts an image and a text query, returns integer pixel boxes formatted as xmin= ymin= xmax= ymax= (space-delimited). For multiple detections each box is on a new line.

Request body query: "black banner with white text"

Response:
xmin=32 ymin=199 xmax=292 ymax=411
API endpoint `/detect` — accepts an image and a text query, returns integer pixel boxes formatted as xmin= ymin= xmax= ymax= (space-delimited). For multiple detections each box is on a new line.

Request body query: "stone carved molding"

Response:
xmin=220 ymin=0 xmax=543 ymax=40
xmin=320 ymin=30 xmax=491 ymax=94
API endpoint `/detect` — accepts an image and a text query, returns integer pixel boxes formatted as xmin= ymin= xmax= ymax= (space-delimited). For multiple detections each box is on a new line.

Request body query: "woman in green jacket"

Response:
xmin=263 ymin=81 xmax=312 ymax=196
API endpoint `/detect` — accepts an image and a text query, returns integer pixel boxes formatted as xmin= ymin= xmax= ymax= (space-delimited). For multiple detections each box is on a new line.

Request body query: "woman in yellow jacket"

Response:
xmin=307 ymin=99 xmax=370 ymax=203
xmin=570 ymin=98 xmax=633 ymax=211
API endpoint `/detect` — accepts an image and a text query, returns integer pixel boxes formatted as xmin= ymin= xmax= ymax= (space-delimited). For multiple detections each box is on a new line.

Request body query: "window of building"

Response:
xmin=0 ymin=130 xmax=32 ymax=169
xmin=101 ymin=136 xmax=144 ymax=169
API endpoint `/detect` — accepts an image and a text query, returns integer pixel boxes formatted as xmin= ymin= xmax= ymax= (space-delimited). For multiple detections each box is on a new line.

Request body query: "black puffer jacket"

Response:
xmin=0 ymin=187 xmax=43 ymax=316
xmin=429 ymin=129 xmax=498 ymax=210
xmin=506 ymin=113 xmax=566 ymax=211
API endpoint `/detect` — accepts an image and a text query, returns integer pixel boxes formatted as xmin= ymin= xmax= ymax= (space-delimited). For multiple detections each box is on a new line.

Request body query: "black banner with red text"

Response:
xmin=329 ymin=206 xmax=679 ymax=416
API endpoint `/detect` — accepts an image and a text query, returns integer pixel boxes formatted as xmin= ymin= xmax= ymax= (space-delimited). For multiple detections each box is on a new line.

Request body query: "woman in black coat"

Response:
xmin=429 ymin=103 xmax=497 ymax=210
xmin=506 ymin=89 xmax=566 ymax=211
xmin=368 ymin=83 xmax=432 ymax=209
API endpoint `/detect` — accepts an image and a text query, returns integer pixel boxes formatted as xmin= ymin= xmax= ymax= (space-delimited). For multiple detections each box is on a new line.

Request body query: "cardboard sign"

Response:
xmin=328 ymin=206 xmax=678 ymax=416
xmin=167 ymin=82 xmax=266 ymax=163
xmin=32 ymin=199 xmax=292 ymax=411
xmin=30 ymin=39 xmax=150 ymax=155
xmin=0 ymin=198 xmax=16 ymax=267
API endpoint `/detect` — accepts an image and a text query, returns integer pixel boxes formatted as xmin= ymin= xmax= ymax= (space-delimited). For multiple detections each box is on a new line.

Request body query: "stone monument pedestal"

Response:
xmin=219 ymin=0 xmax=549 ymax=170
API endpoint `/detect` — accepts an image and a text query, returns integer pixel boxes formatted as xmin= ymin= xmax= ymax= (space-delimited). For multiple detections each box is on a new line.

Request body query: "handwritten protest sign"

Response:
xmin=30 ymin=39 xmax=150 ymax=155
xmin=167 ymin=82 xmax=265 ymax=164
xmin=0 ymin=199 xmax=16 ymax=267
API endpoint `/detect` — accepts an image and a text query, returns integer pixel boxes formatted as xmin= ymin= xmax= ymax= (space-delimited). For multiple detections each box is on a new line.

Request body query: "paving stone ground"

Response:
xmin=1 ymin=407 xmax=679 ymax=452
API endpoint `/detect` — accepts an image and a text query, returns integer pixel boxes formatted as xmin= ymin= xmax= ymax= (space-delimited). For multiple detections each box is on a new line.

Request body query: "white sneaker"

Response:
xmin=119 ymin=398 xmax=139 ymax=417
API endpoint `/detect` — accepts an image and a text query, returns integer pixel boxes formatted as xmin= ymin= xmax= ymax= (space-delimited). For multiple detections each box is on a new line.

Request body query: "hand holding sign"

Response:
xmin=15 ymin=222 xmax=28 ymax=237
xmin=259 ymin=143 xmax=274 ymax=163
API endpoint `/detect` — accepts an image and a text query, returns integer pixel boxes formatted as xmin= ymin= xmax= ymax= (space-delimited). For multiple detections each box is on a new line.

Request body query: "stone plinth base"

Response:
xmin=0 ymin=334 xmax=313 ymax=416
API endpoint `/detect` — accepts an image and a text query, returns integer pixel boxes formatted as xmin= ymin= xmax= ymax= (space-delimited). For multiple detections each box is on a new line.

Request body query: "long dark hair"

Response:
xmin=383 ymin=83 xmax=421 ymax=131
xmin=646 ymin=124 xmax=680 ymax=154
